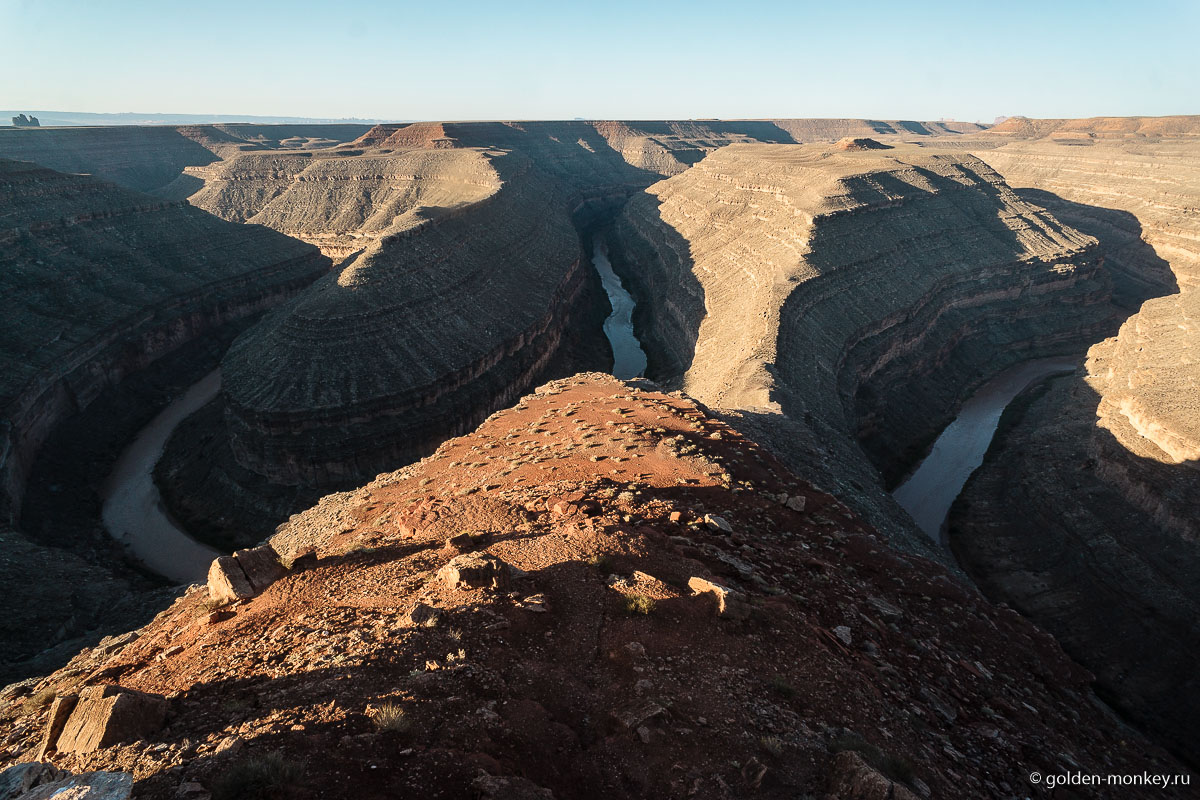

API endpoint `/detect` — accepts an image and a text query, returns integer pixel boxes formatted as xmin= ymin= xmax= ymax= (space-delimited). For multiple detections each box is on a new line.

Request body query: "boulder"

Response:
xmin=0 ymin=762 xmax=67 ymax=800
xmin=784 ymin=494 xmax=806 ymax=512
xmin=704 ymin=514 xmax=733 ymax=532
xmin=687 ymin=576 xmax=749 ymax=619
xmin=16 ymin=771 xmax=132 ymax=800
xmin=52 ymin=685 xmax=168 ymax=755
xmin=438 ymin=552 xmax=511 ymax=591
xmin=206 ymin=556 xmax=254 ymax=605
xmin=232 ymin=543 xmax=286 ymax=593
xmin=36 ymin=693 xmax=78 ymax=759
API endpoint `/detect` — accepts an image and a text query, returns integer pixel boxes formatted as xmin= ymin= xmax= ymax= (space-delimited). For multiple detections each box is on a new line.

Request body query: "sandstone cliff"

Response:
xmin=0 ymin=158 xmax=329 ymax=681
xmin=610 ymin=142 xmax=1112 ymax=555
xmin=949 ymin=134 xmax=1200 ymax=762
xmin=0 ymin=375 xmax=1189 ymax=798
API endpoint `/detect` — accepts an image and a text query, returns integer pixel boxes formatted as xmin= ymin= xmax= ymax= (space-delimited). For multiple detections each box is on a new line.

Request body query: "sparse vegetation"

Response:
xmin=587 ymin=553 xmax=613 ymax=571
xmin=371 ymin=702 xmax=411 ymax=734
xmin=830 ymin=732 xmax=915 ymax=786
xmin=625 ymin=594 xmax=656 ymax=615
xmin=20 ymin=687 xmax=56 ymax=714
xmin=760 ymin=734 xmax=785 ymax=758
xmin=768 ymin=675 xmax=798 ymax=699
xmin=446 ymin=627 xmax=463 ymax=641
xmin=211 ymin=751 xmax=303 ymax=800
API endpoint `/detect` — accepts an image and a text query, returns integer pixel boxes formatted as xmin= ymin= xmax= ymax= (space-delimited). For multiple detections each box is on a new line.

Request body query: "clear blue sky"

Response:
xmin=2 ymin=0 xmax=1197 ymax=121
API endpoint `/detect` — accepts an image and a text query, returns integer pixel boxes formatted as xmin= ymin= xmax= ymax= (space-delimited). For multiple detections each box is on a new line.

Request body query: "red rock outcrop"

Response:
xmin=0 ymin=375 xmax=1189 ymax=798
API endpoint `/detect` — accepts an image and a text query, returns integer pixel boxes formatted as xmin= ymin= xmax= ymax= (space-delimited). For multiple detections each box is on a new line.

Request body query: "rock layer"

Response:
xmin=610 ymin=142 xmax=1112 ymax=554
xmin=950 ymin=132 xmax=1200 ymax=762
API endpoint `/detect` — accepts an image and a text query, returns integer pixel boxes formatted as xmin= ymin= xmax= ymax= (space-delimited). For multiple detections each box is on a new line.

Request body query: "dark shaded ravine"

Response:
xmin=592 ymin=240 xmax=648 ymax=380
xmin=101 ymin=370 xmax=222 ymax=584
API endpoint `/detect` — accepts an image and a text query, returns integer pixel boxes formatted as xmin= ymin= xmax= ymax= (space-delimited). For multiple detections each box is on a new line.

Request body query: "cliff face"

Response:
xmin=0 ymin=374 xmax=1189 ymax=798
xmin=0 ymin=158 xmax=329 ymax=681
xmin=0 ymin=159 xmax=328 ymax=525
xmin=216 ymin=151 xmax=604 ymax=488
xmin=950 ymin=135 xmax=1200 ymax=761
xmin=610 ymin=142 xmax=1111 ymax=554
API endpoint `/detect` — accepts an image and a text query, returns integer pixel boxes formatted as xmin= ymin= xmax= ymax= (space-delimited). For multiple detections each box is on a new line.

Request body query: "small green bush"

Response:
xmin=211 ymin=751 xmax=303 ymax=800
xmin=625 ymin=595 xmax=656 ymax=615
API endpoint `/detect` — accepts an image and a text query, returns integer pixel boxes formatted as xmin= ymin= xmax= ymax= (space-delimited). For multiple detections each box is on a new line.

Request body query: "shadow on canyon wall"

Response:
xmin=948 ymin=371 xmax=1200 ymax=767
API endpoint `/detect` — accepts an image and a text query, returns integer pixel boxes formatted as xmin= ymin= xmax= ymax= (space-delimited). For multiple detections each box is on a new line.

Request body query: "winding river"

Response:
xmin=893 ymin=357 xmax=1078 ymax=544
xmin=101 ymin=369 xmax=222 ymax=584
xmin=592 ymin=242 xmax=648 ymax=380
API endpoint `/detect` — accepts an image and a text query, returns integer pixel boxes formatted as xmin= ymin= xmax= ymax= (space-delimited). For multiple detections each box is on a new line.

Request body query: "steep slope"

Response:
xmin=0 ymin=158 xmax=329 ymax=681
xmin=610 ymin=142 xmax=1112 ymax=554
xmin=0 ymin=375 xmax=1189 ymax=799
xmin=950 ymin=135 xmax=1200 ymax=761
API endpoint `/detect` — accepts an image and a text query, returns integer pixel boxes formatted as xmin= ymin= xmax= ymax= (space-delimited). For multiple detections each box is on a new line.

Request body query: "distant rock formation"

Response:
xmin=10 ymin=113 xmax=39 ymax=127
xmin=610 ymin=142 xmax=1110 ymax=556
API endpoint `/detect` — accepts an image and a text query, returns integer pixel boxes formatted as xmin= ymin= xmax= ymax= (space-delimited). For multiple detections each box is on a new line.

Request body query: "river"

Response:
xmin=101 ymin=369 xmax=222 ymax=584
xmin=592 ymin=242 xmax=648 ymax=380
xmin=893 ymin=357 xmax=1078 ymax=544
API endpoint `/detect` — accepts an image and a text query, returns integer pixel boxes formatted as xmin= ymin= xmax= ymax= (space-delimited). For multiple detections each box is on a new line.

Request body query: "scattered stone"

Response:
xmin=0 ymin=762 xmax=67 ymax=799
xmin=784 ymin=495 xmax=806 ymax=512
xmin=833 ymin=626 xmax=853 ymax=646
xmin=17 ymin=771 xmax=133 ymax=800
xmin=439 ymin=552 xmax=512 ymax=591
xmin=704 ymin=514 xmax=733 ymax=532
xmin=687 ymin=576 xmax=749 ymax=619
xmin=53 ymin=685 xmax=168 ymax=755
xmin=471 ymin=772 xmax=555 ymax=800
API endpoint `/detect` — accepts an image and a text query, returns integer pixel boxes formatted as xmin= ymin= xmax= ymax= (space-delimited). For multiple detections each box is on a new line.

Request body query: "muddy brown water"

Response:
xmin=101 ymin=369 xmax=222 ymax=584
xmin=593 ymin=241 xmax=648 ymax=380
xmin=893 ymin=357 xmax=1078 ymax=544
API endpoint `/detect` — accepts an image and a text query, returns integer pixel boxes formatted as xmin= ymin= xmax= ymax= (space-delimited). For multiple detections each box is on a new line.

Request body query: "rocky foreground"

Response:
xmin=1 ymin=375 xmax=1190 ymax=799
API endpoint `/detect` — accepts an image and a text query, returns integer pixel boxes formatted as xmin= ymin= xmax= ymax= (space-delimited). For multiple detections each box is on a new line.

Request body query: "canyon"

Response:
xmin=0 ymin=116 xmax=1196 ymax=796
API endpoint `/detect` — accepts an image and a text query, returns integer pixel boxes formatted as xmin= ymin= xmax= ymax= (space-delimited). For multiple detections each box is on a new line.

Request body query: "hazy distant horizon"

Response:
xmin=3 ymin=0 xmax=1198 ymax=122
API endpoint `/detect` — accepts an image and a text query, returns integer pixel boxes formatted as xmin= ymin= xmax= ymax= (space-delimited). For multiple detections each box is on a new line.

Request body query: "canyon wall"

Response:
xmin=214 ymin=150 xmax=610 ymax=488
xmin=610 ymin=141 xmax=1114 ymax=556
xmin=950 ymin=133 xmax=1200 ymax=761
xmin=0 ymin=124 xmax=369 ymax=194
xmin=0 ymin=157 xmax=329 ymax=679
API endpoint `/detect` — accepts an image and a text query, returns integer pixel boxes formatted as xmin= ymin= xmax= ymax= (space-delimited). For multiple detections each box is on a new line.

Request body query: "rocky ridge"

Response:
xmin=609 ymin=141 xmax=1113 ymax=554
xmin=0 ymin=374 xmax=1189 ymax=799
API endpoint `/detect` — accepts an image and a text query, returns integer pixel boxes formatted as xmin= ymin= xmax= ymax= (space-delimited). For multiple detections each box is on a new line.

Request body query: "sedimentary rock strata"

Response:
xmin=0 ymin=375 xmax=1189 ymax=798
xmin=187 ymin=148 xmax=501 ymax=260
xmin=950 ymin=132 xmax=1200 ymax=761
xmin=611 ymin=142 xmax=1111 ymax=553
xmin=0 ymin=124 xmax=370 ymax=195
xmin=216 ymin=150 xmax=605 ymax=487
xmin=0 ymin=158 xmax=328 ymax=680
